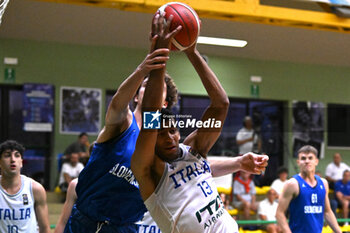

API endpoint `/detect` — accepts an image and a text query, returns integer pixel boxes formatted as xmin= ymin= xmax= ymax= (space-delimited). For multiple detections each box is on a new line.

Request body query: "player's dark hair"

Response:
xmin=79 ymin=132 xmax=88 ymax=138
xmin=160 ymin=108 xmax=177 ymax=130
xmin=297 ymin=145 xmax=318 ymax=157
xmin=277 ymin=167 xmax=288 ymax=175
xmin=0 ymin=140 xmax=25 ymax=158
xmin=133 ymin=73 xmax=178 ymax=109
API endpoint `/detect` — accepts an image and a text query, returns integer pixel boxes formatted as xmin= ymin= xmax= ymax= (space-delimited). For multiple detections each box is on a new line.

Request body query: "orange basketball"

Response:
xmin=157 ymin=2 xmax=200 ymax=51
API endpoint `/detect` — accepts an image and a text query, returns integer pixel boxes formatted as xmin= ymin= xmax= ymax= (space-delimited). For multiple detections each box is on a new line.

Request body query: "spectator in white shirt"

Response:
xmin=236 ymin=116 xmax=261 ymax=155
xmin=233 ymin=170 xmax=258 ymax=219
xmin=59 ymin=152 xmax=84 ymax=193
xmin=258 ymin=189 xmax=282 ymax=233
xmin=270 ymin=167 xmax=288 ymax=198
xmin=325 ymin=153 xmax=350 ymax=189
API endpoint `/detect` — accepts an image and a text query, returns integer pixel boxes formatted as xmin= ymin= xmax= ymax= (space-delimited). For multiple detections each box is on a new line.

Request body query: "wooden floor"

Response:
xmin=47 ymin=191 xmax=65 ymax=232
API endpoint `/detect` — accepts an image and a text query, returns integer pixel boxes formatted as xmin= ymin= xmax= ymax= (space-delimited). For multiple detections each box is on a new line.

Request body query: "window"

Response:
xmin=328 ymin=104 xmax=350 ymax=147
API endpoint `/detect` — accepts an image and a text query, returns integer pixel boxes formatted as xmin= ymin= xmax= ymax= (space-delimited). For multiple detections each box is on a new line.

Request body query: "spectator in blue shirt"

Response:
xmin=335 ymin=170 xmax=350 ymax=221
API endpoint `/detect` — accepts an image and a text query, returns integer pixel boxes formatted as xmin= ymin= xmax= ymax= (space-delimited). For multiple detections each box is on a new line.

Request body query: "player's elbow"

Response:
xmin=216 ymin=96 xmax=230 ymax=109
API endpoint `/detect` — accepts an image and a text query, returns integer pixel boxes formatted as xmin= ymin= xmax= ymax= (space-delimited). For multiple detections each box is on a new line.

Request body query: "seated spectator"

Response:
xmin=258 ymin=189 xmax=282 ymax=233
xmin=270 ymin=167 xmax=288 ymax=199
xmin=220 ymin=192 xmax=233 ymax=211
xmin=58 ymin=152 xmax=84 ymax=194
xmin=335 ymin=170 xmax=350 ymax=222
xmin=233 ymin=170 xmax=258 ymax=219
xmin=63 ymin=132 xmax=90 ymax=164
xmin=325 ymin=152 xmax=350 ymax=189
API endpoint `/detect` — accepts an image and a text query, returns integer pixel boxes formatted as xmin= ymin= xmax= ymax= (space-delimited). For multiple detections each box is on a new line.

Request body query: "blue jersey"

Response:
xmin=75 ymin=114 xmax=147 ymax=225
xmin=335 ymin=180 xmax=350 ymax=196
xmin=289 ymin=175 xmax=325 ymax=233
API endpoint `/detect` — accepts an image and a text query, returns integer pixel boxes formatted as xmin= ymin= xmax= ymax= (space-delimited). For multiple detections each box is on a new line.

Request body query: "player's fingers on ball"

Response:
xmin=165 ymin=14 xmax=173 ymax=31
xmin=153 ymin=13 xmax=160 ymax=33
xmin=158 ymin=14 xmax=165 ymax=32
xmin=169 ymin=25 xmax=182 ymax=38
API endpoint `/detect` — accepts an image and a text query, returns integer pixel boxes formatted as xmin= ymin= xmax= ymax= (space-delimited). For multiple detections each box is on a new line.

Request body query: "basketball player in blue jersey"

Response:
xmin=276 ymin=145 xmax=341 ymax=233
xmin=0 ymin=140 xmax=50 ymax=233
xmin=131 ymin=15 xmax=269 ymax=232
xmin=63 ymin=14 xmax=182 ymax=233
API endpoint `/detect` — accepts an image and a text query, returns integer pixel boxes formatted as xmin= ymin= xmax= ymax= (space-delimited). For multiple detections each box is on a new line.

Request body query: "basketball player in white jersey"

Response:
xmin=0 ymin=140 xmax=50 ymax=233
xmin=131 ymin=14 xmax=269 ymax=233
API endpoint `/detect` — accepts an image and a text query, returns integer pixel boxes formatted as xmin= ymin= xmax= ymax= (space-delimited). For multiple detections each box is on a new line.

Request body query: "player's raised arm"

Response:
xmin=183 ymin=44 xmax=229 ymax=157
xmin=97 ymin=32 xmax=171 ymax=143
xmin=131 ymin=13 xmax=181 ymax=200
xmin=208 ymin=152 xmax=269 ymax=177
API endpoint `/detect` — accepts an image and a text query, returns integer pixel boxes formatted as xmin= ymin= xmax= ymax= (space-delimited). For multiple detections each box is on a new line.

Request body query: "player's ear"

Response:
xmin=315 ymin=157 xmax=319 ymax=166
xmin=163 ymin=100 xmax=168 ymax=108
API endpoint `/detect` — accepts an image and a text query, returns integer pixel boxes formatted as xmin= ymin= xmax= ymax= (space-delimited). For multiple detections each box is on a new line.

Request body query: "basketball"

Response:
xmin=157 ymin=2 xmax=200 ymax=51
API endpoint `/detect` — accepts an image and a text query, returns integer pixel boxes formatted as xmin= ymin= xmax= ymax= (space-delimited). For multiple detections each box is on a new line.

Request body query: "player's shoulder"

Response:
xmin=319 ymin=177 xmax=329 ymax=189
xmin=28 ymin=177 xmax=46 ymax=197
xmin=97 ymin=110 xmax=135 ymax=143
xmin=284 ymin=177 xmax=299 ymax=192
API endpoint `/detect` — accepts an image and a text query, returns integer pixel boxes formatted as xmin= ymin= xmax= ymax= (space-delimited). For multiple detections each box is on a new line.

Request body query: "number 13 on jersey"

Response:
xmin=197 ymin=181 xmax=213 ymax=197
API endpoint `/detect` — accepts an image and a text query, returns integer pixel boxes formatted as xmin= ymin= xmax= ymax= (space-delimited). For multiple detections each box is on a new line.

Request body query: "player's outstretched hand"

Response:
xmin=240 ymin=152 xmax=269 ymax=174
xmin=152 ymin=12 xmax=182 ymax=50
xmin=137 ymin=41 xmax=170 ymax=78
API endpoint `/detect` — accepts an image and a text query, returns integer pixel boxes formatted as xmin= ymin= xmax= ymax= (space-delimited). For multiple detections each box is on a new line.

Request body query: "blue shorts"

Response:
xmin=64 ymin=206 xmax=139 ymax=233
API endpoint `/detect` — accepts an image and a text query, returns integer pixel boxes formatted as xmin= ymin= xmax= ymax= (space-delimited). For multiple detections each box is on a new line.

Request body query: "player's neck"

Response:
xmin=300 ymin=172 xmax=317 ymax=186
xmin=1 ymin=173 xmax=22 ymax=194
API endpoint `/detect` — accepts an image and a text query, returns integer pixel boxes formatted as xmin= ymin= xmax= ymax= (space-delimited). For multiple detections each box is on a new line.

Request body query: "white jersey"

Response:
xmin=0 ymin=175 xmax=38 ymax=233
xmin=145 ymin=144 xmax=238 ymax=233
xmin=136 ymin=211 xmax=162 ymax=233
